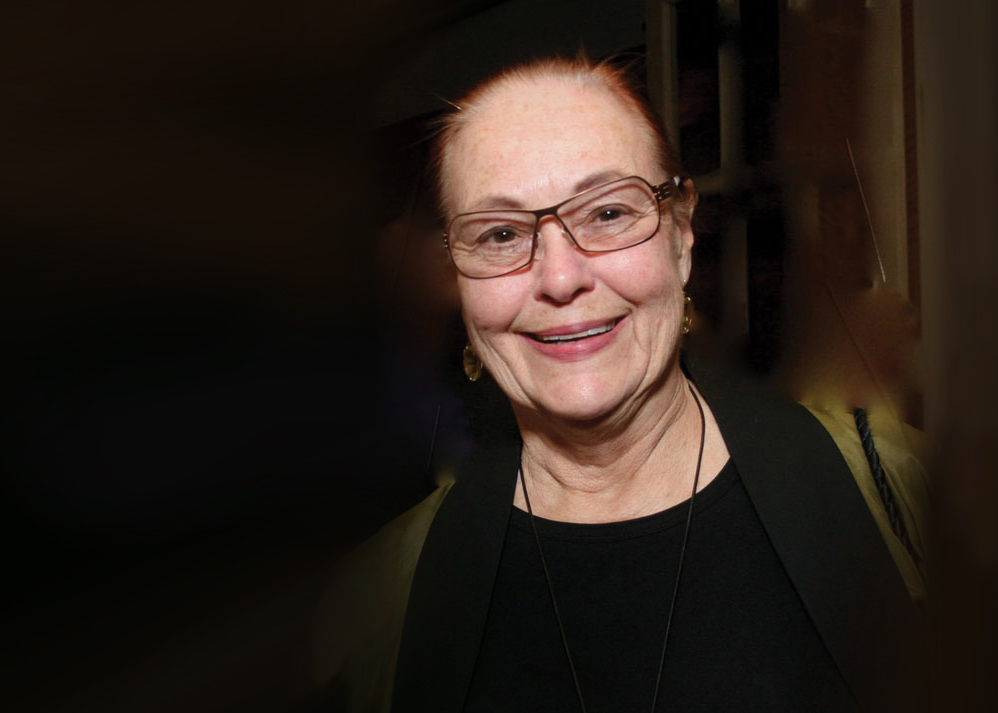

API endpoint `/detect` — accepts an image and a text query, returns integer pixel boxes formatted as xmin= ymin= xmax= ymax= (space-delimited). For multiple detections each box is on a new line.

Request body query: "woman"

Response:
xmin=315 ymin=56 xmax=926 ymax=713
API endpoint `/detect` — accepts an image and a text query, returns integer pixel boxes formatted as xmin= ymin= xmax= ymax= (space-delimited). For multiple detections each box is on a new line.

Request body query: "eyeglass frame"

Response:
xmin=442 ymin=175 xmax=684 ymax=279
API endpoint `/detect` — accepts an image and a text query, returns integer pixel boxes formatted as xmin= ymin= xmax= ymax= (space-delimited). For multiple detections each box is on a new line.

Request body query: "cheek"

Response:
xmin=457 ymin=278 xmax=523 ymax=338
xmin=611 ymin=240 xmax=682 ymax=304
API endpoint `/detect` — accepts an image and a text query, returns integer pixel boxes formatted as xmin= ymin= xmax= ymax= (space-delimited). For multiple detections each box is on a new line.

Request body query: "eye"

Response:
xmin=474 ymin=225 xmax=531 ymax=251
xmin=480 ymin=227 xmax=519 ymax=244
xmin=588 ymin=204 xmax=634 ymax=225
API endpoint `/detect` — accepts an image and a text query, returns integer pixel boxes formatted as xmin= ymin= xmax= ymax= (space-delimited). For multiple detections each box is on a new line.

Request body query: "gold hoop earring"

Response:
xmin=682 ymin=292 xmax=694 ymax=335
xmin=462 ymin=343 xmax=483 ymax=382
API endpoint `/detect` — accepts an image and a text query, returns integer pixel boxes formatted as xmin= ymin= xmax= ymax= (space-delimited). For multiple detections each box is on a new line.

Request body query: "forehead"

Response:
xmin=442 ymin=76 xmax=659 ymax=214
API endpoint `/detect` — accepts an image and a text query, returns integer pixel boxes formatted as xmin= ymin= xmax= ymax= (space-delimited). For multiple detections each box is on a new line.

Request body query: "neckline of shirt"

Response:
xmin=508 ymin=458 xmax=737 ymax=542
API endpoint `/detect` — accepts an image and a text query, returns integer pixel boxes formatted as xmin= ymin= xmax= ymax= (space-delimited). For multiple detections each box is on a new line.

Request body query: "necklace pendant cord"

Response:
xmin=519 ymin=382 xmax=707 ymax=713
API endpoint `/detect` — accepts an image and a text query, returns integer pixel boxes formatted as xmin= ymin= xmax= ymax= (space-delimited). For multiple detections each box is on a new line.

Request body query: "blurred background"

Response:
xmin=2 ymin=1 xmax=995 ymax=710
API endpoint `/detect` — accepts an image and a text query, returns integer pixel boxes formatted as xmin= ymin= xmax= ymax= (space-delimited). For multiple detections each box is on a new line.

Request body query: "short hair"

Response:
xmin=429 ymin=54 xmax=696 ymax=222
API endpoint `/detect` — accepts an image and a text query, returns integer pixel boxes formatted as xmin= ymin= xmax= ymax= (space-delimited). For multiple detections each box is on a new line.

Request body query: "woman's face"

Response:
xmin=444 ymin=77 xmax=694 ymax=423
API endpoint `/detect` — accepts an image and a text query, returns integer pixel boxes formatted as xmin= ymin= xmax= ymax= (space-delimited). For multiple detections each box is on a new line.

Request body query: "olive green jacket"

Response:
xmin=312 ymin=357 xmax=928 ymax=713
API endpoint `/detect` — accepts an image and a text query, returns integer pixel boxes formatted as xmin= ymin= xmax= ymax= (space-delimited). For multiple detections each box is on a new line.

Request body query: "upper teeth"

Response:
xmin=538 ymin=321 xmax=617 ymax=342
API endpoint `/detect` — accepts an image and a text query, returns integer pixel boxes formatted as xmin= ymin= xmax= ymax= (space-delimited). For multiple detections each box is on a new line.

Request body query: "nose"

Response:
xmin=532 ymin=216 xmax=595 ymax=304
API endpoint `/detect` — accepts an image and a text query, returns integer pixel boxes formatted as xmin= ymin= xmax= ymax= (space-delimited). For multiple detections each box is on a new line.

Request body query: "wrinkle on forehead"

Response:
xmin=441 ymin=77 xmax=659 ymax=218
xmin=467 ymin=169 xmax=631 ymax=212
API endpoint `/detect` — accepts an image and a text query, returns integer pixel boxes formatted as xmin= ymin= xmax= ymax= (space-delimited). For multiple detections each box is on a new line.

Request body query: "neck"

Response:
xmin=513 ymin=363 xmax=723 ymax=523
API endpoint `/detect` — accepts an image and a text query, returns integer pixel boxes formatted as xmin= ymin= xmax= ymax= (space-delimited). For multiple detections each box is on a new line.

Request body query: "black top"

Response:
xmin=464 ymin=460 xmax=856 ymax=712
xmin=392 ymin=355 xmax=923 ymax=713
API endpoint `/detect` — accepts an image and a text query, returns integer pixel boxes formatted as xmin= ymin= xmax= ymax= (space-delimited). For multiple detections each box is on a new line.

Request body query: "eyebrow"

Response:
xmin=572 ymin=170 xmax=626 ymax=194
xmin=468 ymin=170 xmax=628 ymax=212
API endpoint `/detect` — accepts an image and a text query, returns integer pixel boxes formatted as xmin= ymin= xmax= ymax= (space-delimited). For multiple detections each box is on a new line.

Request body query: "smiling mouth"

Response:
xmin=529 ymin=318 xmax=621 ymax=343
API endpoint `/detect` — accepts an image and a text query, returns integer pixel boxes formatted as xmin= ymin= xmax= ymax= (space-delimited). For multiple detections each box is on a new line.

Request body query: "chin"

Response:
xmin=529 ymin=377 xmax=632 ymax=425
xmin=543 ymin=403 xmax=618 ymax=425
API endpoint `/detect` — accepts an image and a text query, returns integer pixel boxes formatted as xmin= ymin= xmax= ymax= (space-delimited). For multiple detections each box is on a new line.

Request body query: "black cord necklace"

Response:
xmin=518 ymin=382 xmax=707 ymax=713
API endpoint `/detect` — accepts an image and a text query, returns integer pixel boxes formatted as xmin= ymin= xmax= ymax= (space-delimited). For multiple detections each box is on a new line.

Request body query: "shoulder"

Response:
xmin=803 ymin=402 xmax=930 ymax=608
xmin=309 ymin=483 xmax=455 ymax=712
xmin=684 ymin=352 xmax=843 ymax=462
xmin=347 ymin=483 xmax=456 ymax=578
xmin=687 ymin=353 xmax=929 ymax=601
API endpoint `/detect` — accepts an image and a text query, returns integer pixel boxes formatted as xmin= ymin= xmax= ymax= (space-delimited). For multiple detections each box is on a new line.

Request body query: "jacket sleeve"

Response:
xmin=309 ymin=483 xmax=455 ymax=713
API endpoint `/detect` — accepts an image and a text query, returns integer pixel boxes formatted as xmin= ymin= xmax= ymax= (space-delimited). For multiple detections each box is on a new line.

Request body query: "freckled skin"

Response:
xmin=444 ymin=77 xmax=694 ymax=426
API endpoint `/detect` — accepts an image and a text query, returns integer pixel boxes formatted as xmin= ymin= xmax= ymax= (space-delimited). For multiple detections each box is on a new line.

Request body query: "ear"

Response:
xmin=676 ymin=220 xmax=695 ymax=286
xmin=672 ymin=176 xmax=697 ymax=285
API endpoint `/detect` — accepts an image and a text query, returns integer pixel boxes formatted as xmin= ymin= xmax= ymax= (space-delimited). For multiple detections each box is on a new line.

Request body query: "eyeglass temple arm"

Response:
xmin=653 ymin=175 xmax=684 ymax=202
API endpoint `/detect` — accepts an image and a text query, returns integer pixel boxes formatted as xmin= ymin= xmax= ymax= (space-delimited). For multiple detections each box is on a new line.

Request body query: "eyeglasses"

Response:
xmin=443 ymin=175 xmax=681 ymax=279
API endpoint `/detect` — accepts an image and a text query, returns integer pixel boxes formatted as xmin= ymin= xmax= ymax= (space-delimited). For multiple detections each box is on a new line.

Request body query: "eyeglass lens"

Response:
xmin=447 ymin=177 xmax=661 ymax=278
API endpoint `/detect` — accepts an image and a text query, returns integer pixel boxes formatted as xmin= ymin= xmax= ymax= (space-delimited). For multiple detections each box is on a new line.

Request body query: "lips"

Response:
xmin=528 ymin=318 xmax=622 ymax=343
xmin=520 ymin=317 xmax=625 ymax=361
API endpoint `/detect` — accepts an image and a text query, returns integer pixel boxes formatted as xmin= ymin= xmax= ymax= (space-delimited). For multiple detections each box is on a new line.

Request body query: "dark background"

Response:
xmin=2 ymin=1 xmax=996 ymax=711
xmin=2 ymin=2 xmax=403 ymax=710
